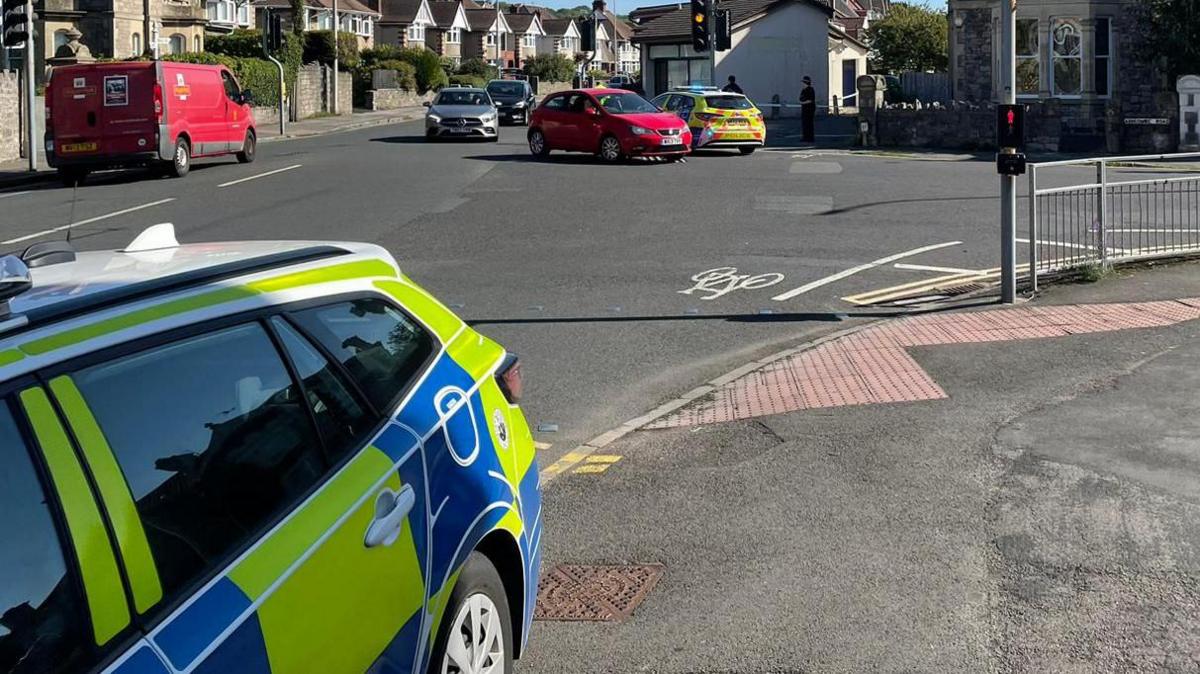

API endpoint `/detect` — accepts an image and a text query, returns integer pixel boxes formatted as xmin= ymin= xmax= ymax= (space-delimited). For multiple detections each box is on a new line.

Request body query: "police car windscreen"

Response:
xmin=705 ymin=95 xmax=754 ymax=110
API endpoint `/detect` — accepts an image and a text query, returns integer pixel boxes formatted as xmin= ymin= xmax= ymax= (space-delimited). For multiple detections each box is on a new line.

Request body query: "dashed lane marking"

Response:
xmin=771 ymin=241 xmax=962 ymax=302
xmin=217 ymin=164 xmax=303 ymax=188
xmin=1 ymin=198 xmax=177 ymax=245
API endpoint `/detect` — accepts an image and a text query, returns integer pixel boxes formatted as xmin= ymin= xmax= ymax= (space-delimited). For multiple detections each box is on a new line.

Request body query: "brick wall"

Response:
xmin=0 ymin=72 xmax=20 ymax=163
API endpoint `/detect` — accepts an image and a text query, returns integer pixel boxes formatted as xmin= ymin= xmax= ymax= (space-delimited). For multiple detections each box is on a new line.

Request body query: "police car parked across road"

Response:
xmin=0 ymin=226 xmax=541 ymax=674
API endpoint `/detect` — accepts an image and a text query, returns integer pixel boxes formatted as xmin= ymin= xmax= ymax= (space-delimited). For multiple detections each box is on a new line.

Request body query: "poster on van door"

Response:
xmin=104 ymin=76 xmax=129 ymax=106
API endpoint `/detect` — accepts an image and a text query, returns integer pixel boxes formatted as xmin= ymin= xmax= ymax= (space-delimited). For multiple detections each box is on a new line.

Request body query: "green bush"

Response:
xmin=360 ymin=44 xmax=408 ymax=65
xmin=456 ymin=57 xmax=497 ymax=80
xmin=522 ymin=53 xmax=574 ymax=83
xmin=394 ymin=47 xmax=446 ymax=93
xmin=207 ymin=29 xmax=302 ymax=102
xmin=304 ymin=30 xmax=359 ymax=70
xmin=448 ymin=74 xmax=486 ymax=88
xmin=586 ymin=68 xmax=607 ymax=80
xmin=374 ymin=60 xmax=418 ymax=91
xmin=163 ymin=53 xmax=284 ymax=107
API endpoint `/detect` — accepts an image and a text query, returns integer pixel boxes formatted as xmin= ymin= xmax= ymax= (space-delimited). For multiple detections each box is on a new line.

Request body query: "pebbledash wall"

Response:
xmin=924 ymin=0 xmax=1179 ymax=153
xmin=0 ymin=72 xmax=20 ymax=163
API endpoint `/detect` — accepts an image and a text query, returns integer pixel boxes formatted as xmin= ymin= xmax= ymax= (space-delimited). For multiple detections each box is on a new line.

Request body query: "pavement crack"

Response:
xmin=750 ymin=418 xmax=786 ymax=445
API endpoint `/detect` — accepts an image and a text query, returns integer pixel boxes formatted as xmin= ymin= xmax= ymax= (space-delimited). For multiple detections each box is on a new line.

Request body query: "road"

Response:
xmin=1 ymin=119 xmax=1024 ymax=458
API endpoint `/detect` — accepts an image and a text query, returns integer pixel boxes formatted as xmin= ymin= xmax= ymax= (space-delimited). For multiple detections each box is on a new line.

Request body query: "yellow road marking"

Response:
xmin=534 ymin=441 xmax=552 ymax=451
xmin=572 ymin=464 xmax=610 ymax=474
xmin=539 ymin=449 xmax=594 ymax=478
xmin=584 ymin=455 xmax=622 ymax=464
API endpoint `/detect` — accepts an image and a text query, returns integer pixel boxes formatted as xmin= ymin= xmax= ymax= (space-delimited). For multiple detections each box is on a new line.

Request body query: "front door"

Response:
xmin=842 ymin=60 xmax=858 ymax=104
xmin=50 ymin=313 xmax=432 ymax=674
xmin=221 ymin=70 xmax=246 ymax=154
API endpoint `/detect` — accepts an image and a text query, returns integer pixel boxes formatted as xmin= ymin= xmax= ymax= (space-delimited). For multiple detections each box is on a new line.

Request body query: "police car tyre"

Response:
xmin=237 ymin=130 xmax=256 ymax=164
xmin=430 ymin=552 xmax=514 ymax=674
xmin=739 ymin=146 xmax=756 ymax=155
xmin=168 ymin=138 xmax=190 ymax=178
xmin=528 ymin=129 xmax=549 ymax=157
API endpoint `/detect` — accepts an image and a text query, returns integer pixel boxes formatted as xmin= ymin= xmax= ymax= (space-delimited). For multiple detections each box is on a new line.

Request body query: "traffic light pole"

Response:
xmin=707 ymin=0 xmax=715 ymax=87
xmin=262 ymin=13 xmax=286 ymax=136
xmin=23 ymin=0 xmax=35 ymax=171
xmin=999 ymin=0 xmax=1016 ymax=303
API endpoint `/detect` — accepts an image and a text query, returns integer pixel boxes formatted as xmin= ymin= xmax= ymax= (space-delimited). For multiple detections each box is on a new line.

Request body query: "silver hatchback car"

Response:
xmin=424 ymin=87 xmax=500 ymax=141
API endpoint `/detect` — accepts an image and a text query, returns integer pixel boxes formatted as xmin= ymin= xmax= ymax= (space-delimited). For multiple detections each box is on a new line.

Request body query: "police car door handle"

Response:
xmin=364 ymin=485 xmax=416 ymax=548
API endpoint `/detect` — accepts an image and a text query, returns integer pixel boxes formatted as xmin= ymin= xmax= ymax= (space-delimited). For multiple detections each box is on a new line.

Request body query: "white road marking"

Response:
xmin=1 ymin=198 xmax=176 ymax=245
xmin=680 ymin=267 xmax=785 ymax=301
xmin=217 ymin=164 xmax=302 ymax=188
xmin=0 ymin=190 xmax=31 ymax=200
xmin=771 ymin=241 xmax=963 ymax=301
xmin=894 ymin=263 xmax=986 ymax=275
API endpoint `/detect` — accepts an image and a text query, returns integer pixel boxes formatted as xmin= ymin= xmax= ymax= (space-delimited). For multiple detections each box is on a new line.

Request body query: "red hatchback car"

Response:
xmin=527 ymin=88 xmax=692 ymax=162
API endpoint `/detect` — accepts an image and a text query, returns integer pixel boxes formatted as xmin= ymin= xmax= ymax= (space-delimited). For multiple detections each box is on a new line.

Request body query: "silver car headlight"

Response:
xmin=427 ymin=113 xmax=442 ymax=123
xmin=482 ymin=112 xmax=497 ymax=122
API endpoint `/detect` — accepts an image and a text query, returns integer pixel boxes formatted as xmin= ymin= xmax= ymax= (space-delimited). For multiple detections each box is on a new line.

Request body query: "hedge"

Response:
xmin=394 ymin=47 xmax=446 ymax=93
xmin=162 ymin=52 xmax=284 ymax=107
xmin=522 ymin=53 xmax=574 ymax=83
xmin=304 ymin=30 xmax=360 ymax=70
xmin=456 ymin=57 xmax=497 ymax=81
xmin=448 ymin=74 xmax=486 ymax=88
xmin=206 ymin=29 xmax=302 ymax=106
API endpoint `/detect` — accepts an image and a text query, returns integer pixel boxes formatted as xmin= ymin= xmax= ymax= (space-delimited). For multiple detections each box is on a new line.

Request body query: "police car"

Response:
xmin=651 ymin=87 xmax=766 ymax=154
xmin=0 ymin=225 xmax=541 ymax=674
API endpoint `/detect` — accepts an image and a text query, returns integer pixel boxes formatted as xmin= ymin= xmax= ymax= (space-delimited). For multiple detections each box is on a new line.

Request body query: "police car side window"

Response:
xmin=0 ymin=400 xmax=95 ymax=674
xmin=71 ymin=323 xmax=327 ymax=599
xmin=271 ymin=317 xmax=374 ymax=463
xmin=289 ymin=299 xmax=434 ymax=413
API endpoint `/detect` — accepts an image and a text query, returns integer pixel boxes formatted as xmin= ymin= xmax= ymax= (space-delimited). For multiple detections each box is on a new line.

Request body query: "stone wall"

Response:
xmin=535 ymin=80 xmax=573 ymax=97
xmin=0 ymin=72 xmax=19 ymax=162
xmin=951 ymin=7 xmax=993 ymax=102
xmin=1112 ymin=3 xmax=1177 ymax=153
xmin=293 ymin=64 xmax=354 ymax=119
xmin=364 ymin=88 xmax=431 ymax=110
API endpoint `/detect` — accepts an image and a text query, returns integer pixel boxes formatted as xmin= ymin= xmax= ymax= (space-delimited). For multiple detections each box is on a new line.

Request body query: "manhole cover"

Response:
xmin=534 ymin=563 xmax=665 ymax=622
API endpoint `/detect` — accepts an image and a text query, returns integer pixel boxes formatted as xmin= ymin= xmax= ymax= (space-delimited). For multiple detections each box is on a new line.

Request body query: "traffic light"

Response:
xmin=579 ymin=18 xmax=595 ymax=52
xmin=996 ymin=103 xmax=1025 ymax=150
xmin=2 ymin=0 xmax=29 ymax=48
xmin=266 ymin=12 xmax=283 ymax=51
xmin=713 ymin=7 xmax=730 ymax=51
xmin=690 ymin=0 xmax=709 ymax=53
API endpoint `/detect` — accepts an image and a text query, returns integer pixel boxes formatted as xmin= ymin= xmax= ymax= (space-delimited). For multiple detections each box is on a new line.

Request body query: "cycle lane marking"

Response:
xmin=678 ymin=267 xmax=785 ymax=301
xmin=771 ymin=241 xmax=962 ymax=302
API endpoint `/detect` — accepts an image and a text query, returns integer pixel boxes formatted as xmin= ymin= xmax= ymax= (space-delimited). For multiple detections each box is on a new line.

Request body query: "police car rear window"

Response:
xmin=289 ymin=299 xmax=434 ymax=413
xmin=705 ymin=95 xmax=754 ymax=110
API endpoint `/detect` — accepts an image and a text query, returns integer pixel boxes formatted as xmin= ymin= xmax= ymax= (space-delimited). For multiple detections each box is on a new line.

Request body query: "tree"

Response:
xmin=523 ymin=53 xmax=575 ymax=82
xmin=1132 ymin=0 xmax=1200 ymax=80
xmin=864 ymin=3 xmax=948 ymax=74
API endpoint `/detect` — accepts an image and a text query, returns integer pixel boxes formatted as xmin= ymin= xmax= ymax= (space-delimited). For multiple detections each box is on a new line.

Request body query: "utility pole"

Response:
xmin=494 ymin=1 xmax=500 ymax=67
xmin=999 ymin=0 xmax=1016 ymax=303
xmin=332 ymin=0 xmax=338 ymax=114
xmin=22 ymin=0 xmax=34 ymax=170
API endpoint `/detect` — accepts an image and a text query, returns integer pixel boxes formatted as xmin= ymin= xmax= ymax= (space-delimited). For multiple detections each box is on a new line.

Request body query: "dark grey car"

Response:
xmin=485 ymin=79 xmax=536 ymax=126
xmin=424 ymin=88 xmax=500 ymax=141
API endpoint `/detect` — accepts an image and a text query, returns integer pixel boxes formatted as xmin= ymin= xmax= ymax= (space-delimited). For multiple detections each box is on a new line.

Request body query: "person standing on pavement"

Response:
xmin=799 ymin=75 xmax=816 ymax=143
xmin=722 ymin=75 xmax=744 ymax=94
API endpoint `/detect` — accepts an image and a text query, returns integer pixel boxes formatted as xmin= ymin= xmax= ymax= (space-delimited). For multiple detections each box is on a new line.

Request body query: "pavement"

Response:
xmin=521 ymin=260 xmax=1200 ymax=673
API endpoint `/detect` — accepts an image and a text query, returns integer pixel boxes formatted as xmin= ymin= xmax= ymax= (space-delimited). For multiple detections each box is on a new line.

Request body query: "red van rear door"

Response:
xmin=51 ymin=64 xmax=158 ymax=160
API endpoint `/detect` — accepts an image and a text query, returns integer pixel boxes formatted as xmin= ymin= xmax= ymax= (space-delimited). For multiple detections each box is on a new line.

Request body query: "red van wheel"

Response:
xmin=237 ymin=130 xmax=256 ymax=164
xmin=167 ymin=138 xmax=190 ymax=178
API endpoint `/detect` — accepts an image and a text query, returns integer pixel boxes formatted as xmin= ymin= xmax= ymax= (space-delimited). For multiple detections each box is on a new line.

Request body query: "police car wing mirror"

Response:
xmin=0 ymin=255 xmax=33 ymax=320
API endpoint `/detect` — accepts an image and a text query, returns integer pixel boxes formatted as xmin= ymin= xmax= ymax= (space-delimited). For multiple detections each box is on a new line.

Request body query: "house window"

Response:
xmin=1094 ymin=17 xmax=1111 ymax=97
xmin=522 ymin=33 xmax=535 ymax=48
xmin=1016 ymin=18 xmax=1038 ymax=96
xmin=54 ymin=29 xmax=69 ymax=50
xmin=486 ymin=31 xmax=496 ymax=46
xmin=169 ymin=33 xmax=185 ymax=54
xmin=447 ymin=27 xmax=460 ymax=43
xmin=561 ymin=36 xmax=575 ymax=50
xmin=317 ymin=11 xmax=332 ymax=29
xmin=237 ymin=2 xmax=249 ymax=24
xmin=194 ymin=35 xmax=201 ymax=51
xmin=1051 ymin=18 xmax=1082 ymax=97
xmin=407 ymin=23 xmax=425 ymax=41
xmin=132 ymin=32 xmax=141 ymax=56
xmin=363 ymin=17 xmax=372 ymax=36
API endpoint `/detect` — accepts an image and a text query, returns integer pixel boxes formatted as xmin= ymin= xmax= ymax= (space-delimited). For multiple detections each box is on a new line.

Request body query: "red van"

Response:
xmin=45 ymin=61 xmax=257 ymax=184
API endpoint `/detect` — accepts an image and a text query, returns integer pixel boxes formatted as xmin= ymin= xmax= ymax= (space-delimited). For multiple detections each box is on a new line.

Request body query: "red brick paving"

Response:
xmin=644 ymin=299 xmax=1200 ymax=429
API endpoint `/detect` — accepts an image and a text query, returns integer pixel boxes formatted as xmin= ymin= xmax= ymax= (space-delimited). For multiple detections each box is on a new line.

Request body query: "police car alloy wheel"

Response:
xmin=435 ymin=552 xmax=513 ymax=674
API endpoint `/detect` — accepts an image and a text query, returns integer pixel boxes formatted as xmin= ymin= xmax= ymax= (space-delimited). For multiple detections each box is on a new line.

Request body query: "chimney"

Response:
xmin=591 ymin=0 xmax=606 ymax=12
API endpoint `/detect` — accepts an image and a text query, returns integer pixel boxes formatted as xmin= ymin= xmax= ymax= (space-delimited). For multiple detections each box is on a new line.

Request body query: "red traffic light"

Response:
xmin=1006 ymin=109 xmax=1015 ymax=126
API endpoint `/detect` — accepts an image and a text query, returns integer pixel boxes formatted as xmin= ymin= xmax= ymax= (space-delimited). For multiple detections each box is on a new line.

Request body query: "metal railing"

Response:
xmin=1027 ymin=152 xmax=1200 ymax=292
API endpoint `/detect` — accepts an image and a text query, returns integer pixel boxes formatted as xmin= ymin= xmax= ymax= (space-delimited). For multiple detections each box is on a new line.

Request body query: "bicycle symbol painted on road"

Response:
xmin=678 ymin=267 xmax=786 ymax=301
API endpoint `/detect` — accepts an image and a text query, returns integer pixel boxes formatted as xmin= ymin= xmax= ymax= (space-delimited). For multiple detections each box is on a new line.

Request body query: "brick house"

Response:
xmin=377 ymin=0 xmax=436 ymax=47
xmin=947 ymin=0 xmax=1177 ymax=152
xmin=502 ymin=11 xmax=545 ymax=68
xmin=539 ymin=17 xmax=580 ymax=58
xmin=31 ymin=0 xmax=206 ymax=72
xmin=426 ymin=1 xmax=470 ymax=63
xmin=463 ymin=7 xmax=513 ymax=66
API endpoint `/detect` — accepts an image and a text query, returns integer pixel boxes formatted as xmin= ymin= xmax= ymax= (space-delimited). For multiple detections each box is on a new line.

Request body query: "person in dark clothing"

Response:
xmin=722 ymin=75 xmax=744 ymax=94
xmin=799 ymin=75 xmax=816 ymax=142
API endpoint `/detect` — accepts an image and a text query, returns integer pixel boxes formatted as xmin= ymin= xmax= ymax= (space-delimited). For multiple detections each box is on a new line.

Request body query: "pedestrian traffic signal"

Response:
xmin=579 ymin=18 xmax=595 ymax=52
xmin=997 ymin=103 xmax=1025 ymax=150
xmin=2 ymin=0 xmax=29 ymax=48
xmin=691 ymin=0 xmax=709 ymax=53
xmin=713 ymin=7 xmax=731 ymax=51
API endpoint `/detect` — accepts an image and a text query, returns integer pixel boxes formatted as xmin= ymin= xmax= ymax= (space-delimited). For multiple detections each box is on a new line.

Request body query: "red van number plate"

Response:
xmin=61 ymin=142 xmax=97 ymax=153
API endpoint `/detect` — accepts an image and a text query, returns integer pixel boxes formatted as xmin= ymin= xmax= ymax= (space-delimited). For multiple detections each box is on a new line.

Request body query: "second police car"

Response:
xmin=651 ymin=87 xmax=766 ymax=155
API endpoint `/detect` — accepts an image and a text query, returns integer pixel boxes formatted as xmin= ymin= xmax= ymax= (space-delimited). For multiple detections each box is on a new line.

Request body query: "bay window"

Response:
xmin=1016 ymin=18 xmax=1038 ymax=96
xmin=447 ymin=27 xmax=460 ymax=43
xmin=1051 ymin=18 xmax=1082 ymax=96
xmin=1094 ymin=17 xmax=1111 ymax=97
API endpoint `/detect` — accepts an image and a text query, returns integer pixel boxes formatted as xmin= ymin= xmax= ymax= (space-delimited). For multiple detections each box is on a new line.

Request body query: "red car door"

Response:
xmin=560 ymin=93 xmax=604 ymax=152
xmin=537 ymin=94 xmax=570 ymax=148
xmin=220 ymin=69 xmax=247 ymax=153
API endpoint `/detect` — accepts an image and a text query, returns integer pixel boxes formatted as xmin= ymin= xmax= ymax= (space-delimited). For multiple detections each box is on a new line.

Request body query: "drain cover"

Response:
xmin=535 ymin=563 xmax=665 ymax=622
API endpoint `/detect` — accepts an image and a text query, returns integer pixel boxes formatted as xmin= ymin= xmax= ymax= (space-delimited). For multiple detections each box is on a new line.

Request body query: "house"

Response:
xmin=503 ymin=11 xmax=546 ymax=68
xmin=427 ymin=1 xmax=470 ymax=64
xmin=377 ymin=0 xmax=435 ymax=47
xmin=946 ymin=0 xmax=1174 ymax=151
xmin=32 ymin=0 xmax=207 ymax=71
xmin=539 ymin=18 xmax=580 ymax=57
xmin=463 ymin=7 xmax=513 ymax=66
xmin=828 ymin=22 xmax=868 ymax=107
xmin=633 ymin=0 xmax=833 ymax=104
xmin=207 ymin=0 xmax=255 ymax=34
xmin=253 ymin=0 xmax=379 ymax=48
